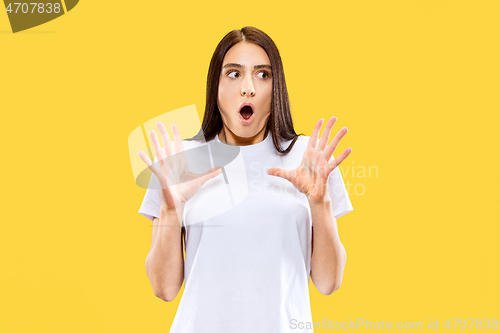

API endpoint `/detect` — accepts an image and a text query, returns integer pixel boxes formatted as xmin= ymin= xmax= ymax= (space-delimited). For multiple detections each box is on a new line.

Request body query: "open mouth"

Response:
xmin=239 ymin=105 xmax=254 ymax=120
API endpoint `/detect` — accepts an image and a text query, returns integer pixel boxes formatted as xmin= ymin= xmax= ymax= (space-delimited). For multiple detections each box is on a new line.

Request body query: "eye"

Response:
xmin=227 ymin=70 xmax=240 ymax=79
xmin=257 ymin=70 xmax=270 ymax=80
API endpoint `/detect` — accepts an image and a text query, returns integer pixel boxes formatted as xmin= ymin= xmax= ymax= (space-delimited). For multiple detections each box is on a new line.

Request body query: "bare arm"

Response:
xmin=138 ymin=122 xmax=222 ymax=301
xmin=145 ymin=205 xmax=185 ymax=302
xmin=310 ymin=198 xmax=347 ymax=295
xmin=267 ymin=117 xmax=351 ymax=295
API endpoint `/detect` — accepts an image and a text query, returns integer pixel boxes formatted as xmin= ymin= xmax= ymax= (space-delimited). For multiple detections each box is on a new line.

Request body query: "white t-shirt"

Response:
xmin=139 ymin=132 xmax=354 ymax=333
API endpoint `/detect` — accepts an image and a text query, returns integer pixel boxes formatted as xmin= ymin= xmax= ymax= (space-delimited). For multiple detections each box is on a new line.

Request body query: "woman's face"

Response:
xmin=218 ymin=42 xmax=272 ymax=140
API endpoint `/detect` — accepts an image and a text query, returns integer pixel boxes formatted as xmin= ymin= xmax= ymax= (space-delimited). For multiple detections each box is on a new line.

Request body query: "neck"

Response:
xmin=219 ymin=125 xmax=268 ymax=146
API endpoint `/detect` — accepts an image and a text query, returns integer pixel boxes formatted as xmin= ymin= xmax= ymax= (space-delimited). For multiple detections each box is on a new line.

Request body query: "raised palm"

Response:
xmin=267 ymin=117 xmax=352 ymax=203
xmin=138 ymin=122 xmax=222 ymax=210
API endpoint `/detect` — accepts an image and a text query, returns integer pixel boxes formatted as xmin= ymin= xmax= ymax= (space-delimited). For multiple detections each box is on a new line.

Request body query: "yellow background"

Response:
xmin=1 ymin=0 xmax=498 ymax=331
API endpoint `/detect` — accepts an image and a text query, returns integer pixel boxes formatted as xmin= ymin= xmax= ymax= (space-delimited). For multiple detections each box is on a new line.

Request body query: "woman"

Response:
xmin=138 ymin=26 xmax=353 ymax=333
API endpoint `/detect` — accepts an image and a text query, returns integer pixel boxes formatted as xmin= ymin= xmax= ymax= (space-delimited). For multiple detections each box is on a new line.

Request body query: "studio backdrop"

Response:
xmin=1 ymin=0 xmax=499 ymax=332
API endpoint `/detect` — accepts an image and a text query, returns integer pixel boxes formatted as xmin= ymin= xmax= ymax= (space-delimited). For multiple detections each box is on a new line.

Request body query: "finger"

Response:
xmin=156 ymin=121 xmax=173 ymax=157
xmin=328 ymin=147 xmax=353 ymax=173
xmin=149 ymin=129 xmax=166 ymax=164
xmin=138 ymin=150 xmax=153 ymax=168
xmin=198 ymin=167 xmax=223 ymax=186
xmin=171 ymin=124 xmax=184 ymax=155
xmin=138 ymin=150 xmax=165 ymax=188
xmin=155 ymin=122 xmax=174 ymax=179
xmin=317 ymin=116 xmax=337 ymax=152
xmin=267 ymin=168 xmax=293 ymax=182
xmin=149 ymin=129 xmax=170 ymax=182
xmin=323 ymin=127 xmax=348 ymax=160
xmin=307 ymin=119 xmax=324 ymax=150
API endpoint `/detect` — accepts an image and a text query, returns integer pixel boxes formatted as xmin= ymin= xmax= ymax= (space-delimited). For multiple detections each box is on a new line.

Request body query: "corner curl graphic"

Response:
xmin=3 ymin=0 xmax=78 ymax=33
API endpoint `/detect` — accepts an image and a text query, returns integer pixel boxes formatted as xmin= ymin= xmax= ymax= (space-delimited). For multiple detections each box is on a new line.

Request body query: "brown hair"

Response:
xmin=187 ymin=26 xmax=303 ymax=155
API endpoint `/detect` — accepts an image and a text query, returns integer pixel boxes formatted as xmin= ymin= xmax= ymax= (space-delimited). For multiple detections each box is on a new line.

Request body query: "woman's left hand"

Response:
xmin=267 ymin=117 xmax=352 ymax=203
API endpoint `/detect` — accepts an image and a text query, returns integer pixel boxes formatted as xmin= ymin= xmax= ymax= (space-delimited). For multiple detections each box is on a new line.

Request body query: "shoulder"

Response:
xmin=181 ymin=138 xmax=209 ymax=150
xmin=281 ymin=135 xmax=311 ymax=153
xmin=276 ymin=136 xmax=311 ymax=166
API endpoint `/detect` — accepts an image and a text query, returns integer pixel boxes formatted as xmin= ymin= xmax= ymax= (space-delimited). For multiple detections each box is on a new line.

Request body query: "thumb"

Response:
xmin=267 ymin=168 xmax=292 ymax=182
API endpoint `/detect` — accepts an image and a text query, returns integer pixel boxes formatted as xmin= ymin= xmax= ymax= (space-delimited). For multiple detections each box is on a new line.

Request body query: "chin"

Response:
xmin=229 ymin=124 xmax=261 ymax=138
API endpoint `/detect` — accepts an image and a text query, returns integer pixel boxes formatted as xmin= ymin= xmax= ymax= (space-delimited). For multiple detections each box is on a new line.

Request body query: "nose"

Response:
xmin=241 ymin=77 xmax=255 ymax=97
xmin=241 ymin=88 xmax=255 ymax=96
xmin=241 ymin=88 xmax=255 ymax=97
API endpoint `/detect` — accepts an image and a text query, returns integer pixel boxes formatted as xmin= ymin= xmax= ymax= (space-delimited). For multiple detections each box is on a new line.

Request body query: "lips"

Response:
xmin=238 ymin=102 xmax=254 ymax=120
xmin=238 ymin=102 xmax=255 ymax=125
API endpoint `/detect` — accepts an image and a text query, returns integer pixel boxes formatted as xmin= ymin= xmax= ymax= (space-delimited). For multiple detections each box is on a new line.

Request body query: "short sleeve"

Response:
xmin=138 ymin=165 xmax=162 ymax=222
xmin=327 ymin=156 xmax=354 ymax=219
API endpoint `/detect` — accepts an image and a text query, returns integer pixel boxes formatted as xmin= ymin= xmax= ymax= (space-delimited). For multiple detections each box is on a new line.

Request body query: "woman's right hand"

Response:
xmin=138 ymin=121 xmax=223 ymax=211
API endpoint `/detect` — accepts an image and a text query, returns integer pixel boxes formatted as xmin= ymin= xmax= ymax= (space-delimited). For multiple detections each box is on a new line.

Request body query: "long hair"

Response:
xmin=187 ymin=26 xmax=303 ymax=155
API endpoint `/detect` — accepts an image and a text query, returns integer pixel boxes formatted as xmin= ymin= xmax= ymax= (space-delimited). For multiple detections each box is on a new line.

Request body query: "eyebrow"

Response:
xmin=222 ymin=63 xmax=272 ymax=70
